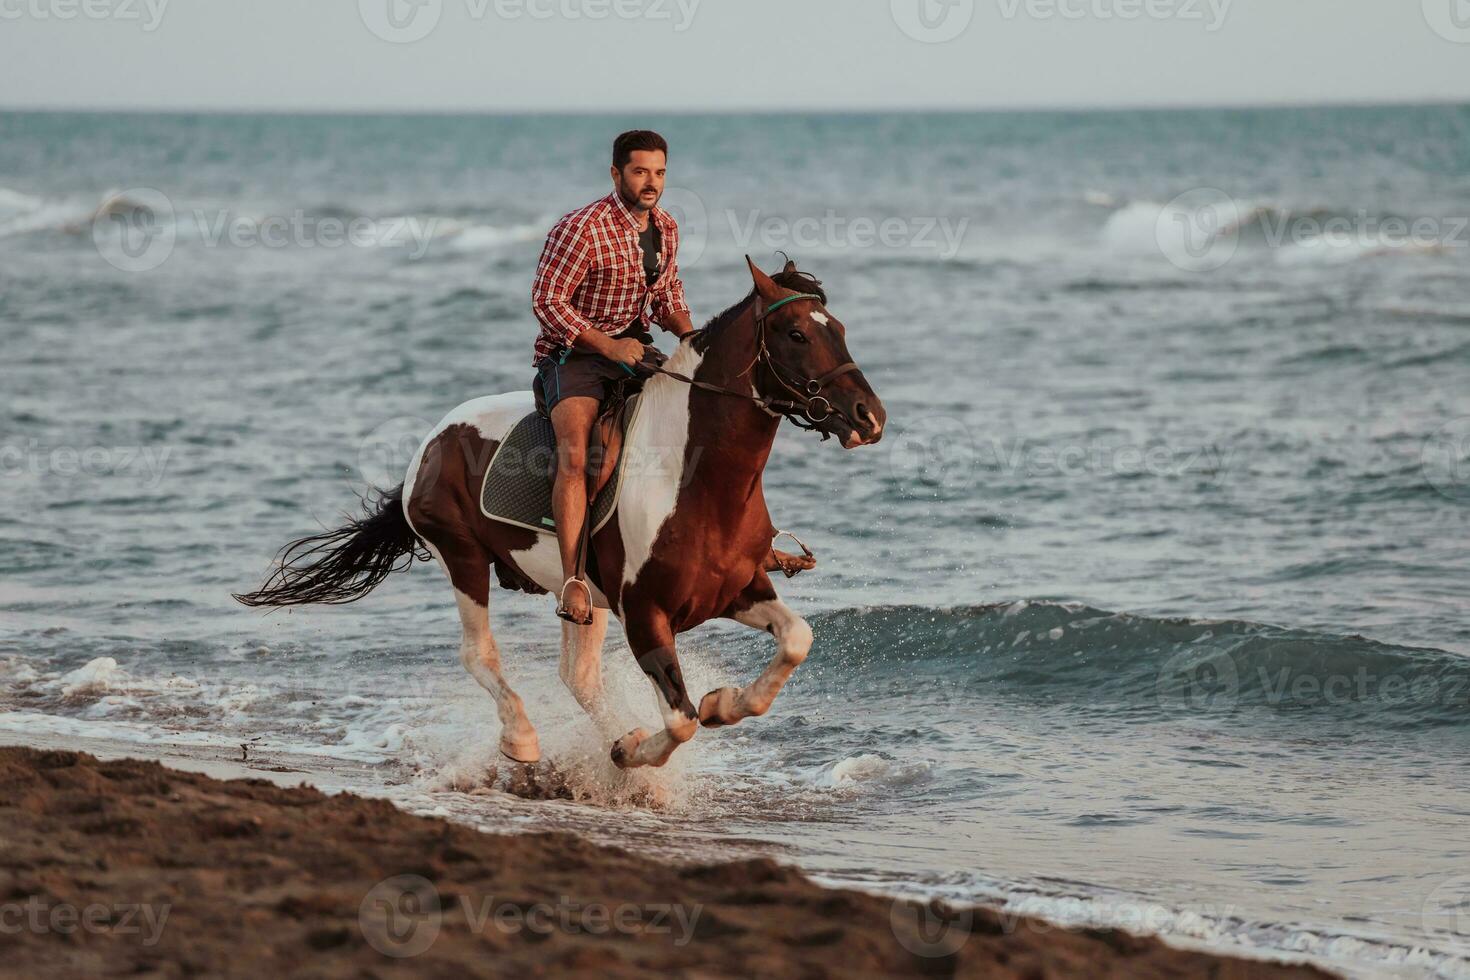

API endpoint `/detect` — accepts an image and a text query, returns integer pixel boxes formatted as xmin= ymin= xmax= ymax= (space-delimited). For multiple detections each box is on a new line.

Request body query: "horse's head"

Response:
xmin=746 ymin=256 xmax=886 ymax=449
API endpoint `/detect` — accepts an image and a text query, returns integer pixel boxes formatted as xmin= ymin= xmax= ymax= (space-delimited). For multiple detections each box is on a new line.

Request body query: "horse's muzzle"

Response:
xmin=835 ymin=394 xmax=886 ymax=448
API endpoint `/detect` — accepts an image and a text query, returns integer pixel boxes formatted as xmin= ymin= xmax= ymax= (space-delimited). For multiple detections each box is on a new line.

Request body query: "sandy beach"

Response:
xmin=0 ymin=745 xmax=1332 ymax=978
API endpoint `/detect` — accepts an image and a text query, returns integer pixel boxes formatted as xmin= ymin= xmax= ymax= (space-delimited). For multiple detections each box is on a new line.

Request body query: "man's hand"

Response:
xmin=576 ymin=329 xmax=645 ymax=368
xmin=604 ymin=337 xmax=646 ymax=367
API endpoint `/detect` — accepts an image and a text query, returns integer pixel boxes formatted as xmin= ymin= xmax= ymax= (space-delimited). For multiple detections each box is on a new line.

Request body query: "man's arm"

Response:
xmin=660 ymin=309 xmax=694 ymax=338
xmin=530 ymin=218 xmax=598 ymax=349
xmin=648 ymin=254 xmax=693 ymax=338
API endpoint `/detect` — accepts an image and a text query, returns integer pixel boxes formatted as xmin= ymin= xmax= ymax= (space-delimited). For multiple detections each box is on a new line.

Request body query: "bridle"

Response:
xmin=642 ymin=292 xmax=864 ymax=439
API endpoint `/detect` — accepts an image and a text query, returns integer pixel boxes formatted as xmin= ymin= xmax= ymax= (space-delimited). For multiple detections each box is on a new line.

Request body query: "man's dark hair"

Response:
xmin=613 ymin=130 xmax=668 ymax=171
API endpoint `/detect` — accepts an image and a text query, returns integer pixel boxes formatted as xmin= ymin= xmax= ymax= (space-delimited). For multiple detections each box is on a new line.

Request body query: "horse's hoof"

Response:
xmin=698 ymin=687 xmax=741 ymax=728
xmin=499 ymin=735 xmax=541 ymax=765
xmin=611 ymin=728 xmax=648 ymax=769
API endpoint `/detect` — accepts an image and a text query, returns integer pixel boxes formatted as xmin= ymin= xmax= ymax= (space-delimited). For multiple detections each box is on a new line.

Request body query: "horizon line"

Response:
xmin=2 ymin=97 xmax=1468 ymax=117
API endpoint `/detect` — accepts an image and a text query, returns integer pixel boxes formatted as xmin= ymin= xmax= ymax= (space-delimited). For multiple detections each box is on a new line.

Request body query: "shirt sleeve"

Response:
xmin=648 ymin=264 xmax=691 ymax=327
xmin=647 ymin=222 xmax=691 ymax=326
xmin=531 ymin=217 xmax=596 ymax=346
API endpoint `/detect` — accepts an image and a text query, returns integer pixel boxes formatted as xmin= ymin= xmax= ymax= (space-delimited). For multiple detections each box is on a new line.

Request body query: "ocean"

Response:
xmin=2 ymin=106 xmax=1468 ymax=976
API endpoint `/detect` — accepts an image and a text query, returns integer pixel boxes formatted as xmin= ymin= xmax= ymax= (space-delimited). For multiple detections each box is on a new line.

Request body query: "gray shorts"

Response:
xmin=532 ymin=333 xmax=666 ymax=417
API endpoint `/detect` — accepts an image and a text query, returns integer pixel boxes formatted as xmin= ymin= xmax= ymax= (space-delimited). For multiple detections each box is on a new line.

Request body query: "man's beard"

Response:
xmin=618 ymin=180 xmax=659 ymax=212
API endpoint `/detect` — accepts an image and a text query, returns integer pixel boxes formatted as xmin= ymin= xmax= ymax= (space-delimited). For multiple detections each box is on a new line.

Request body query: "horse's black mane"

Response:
xmin=690 ymin=265 xmax=826 ymax=354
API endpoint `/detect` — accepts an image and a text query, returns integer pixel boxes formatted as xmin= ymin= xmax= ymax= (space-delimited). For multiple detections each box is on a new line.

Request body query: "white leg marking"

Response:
xmin=614 ymin=671 xmax=699 ymax=769
xmin=558 ymin=607 xmax=616 ymax=737
xmin=451 ymin=585 xmax=540 ymax=763
xmin=700 ymin=599 xmax=813 ymax=726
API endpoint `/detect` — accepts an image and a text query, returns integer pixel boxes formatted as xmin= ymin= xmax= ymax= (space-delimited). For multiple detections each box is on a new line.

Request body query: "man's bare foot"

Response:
xmin=766 ymin=548 xmax=817 ymax=578
xmin=556 ymin=578 xmax=594 ymax=625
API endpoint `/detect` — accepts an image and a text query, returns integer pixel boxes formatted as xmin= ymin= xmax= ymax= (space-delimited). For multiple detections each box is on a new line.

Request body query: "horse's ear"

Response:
xmin=782 ymin=258 xmax=798 ymax=275
xmin=745 ymin=254 xmax=783 ymax=302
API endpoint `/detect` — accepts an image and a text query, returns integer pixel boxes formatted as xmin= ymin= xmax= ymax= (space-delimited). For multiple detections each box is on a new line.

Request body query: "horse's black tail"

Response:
xmin=234 ymin=484 xmax=428 ymax=608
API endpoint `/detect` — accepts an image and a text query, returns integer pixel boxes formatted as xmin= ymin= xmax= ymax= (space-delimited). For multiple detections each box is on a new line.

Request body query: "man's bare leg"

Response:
xmin=550 ymin=396 xmax=601 ymax=624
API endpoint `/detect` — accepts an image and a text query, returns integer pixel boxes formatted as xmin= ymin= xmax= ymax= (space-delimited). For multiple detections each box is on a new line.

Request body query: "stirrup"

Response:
xmin=556 ymin=577 xmax=595 ymax=626
xmin=770 ymin=529 xmax=816 ymax=579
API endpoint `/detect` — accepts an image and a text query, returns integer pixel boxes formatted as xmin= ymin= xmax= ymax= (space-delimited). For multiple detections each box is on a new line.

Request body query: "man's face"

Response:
xmin=612 ymin=149 xmax=666 ymax=212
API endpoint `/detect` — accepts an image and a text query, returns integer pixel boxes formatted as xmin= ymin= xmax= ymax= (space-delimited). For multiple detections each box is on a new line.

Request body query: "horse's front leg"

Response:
xmin=610 ymin=613 xmax=699 ymax=769
xmin=700 ymin=573 xmax=813 ymax=728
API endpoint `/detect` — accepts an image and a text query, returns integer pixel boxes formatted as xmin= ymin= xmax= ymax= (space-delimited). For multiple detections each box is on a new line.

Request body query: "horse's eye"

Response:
xmin=788 ymin=330 xmax=808 ymax=344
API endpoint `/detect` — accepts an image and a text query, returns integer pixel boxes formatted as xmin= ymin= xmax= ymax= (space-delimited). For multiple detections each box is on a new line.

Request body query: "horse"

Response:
xmin=235 ymin=257 xmax=886 ymax=770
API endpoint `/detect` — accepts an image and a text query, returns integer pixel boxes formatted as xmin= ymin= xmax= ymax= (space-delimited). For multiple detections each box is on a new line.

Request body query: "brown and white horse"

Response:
xmin=237 ymin=258 xmax=886 ymax=770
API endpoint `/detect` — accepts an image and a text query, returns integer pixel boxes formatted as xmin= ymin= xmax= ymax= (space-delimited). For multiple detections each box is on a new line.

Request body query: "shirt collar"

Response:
xmin=605 ymin=191 xmax=670 ymax=234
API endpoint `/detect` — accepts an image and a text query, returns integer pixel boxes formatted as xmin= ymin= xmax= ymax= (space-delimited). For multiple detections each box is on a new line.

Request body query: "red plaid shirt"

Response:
xmin=530 ymin=192 xmax=690 ymax=363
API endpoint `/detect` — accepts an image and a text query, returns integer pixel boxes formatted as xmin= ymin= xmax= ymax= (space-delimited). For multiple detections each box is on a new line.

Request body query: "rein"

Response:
xmin=640 ymin=292 xmax=862 ymax=438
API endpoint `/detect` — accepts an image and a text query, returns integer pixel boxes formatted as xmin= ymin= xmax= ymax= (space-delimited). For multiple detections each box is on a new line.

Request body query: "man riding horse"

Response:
xmin=236 ymin=135 xmax=887 ymax=771
xmin=531 ymin=130 xmax=813 ymax=625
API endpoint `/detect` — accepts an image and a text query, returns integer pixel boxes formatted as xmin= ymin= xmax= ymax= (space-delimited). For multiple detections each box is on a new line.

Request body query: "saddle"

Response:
xmin=478 ymin=394 xmax=644 ymax=535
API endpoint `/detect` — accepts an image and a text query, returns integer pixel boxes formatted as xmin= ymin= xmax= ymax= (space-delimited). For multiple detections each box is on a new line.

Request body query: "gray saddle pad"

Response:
xmin=479 ymin=396 xmax=642 ymax=535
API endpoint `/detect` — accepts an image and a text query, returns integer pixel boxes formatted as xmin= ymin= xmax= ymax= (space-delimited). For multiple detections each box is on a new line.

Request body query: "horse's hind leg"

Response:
xmin=426 ymin=542 xmax=541 ymax=763
xmin=700 ymin=573 xmax=813 ymax=728
xmin=559 ymin=608 xmax=616 ymax=737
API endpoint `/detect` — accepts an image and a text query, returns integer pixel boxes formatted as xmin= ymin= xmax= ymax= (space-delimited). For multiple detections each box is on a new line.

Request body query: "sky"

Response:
xmin=1 ymin=0 xmax=1468 ymax=112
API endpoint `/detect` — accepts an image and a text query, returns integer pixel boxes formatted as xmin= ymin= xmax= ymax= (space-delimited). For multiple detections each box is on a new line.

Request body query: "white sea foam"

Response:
xmin=52 ymin=656 xmax=125 ymax=697
xmin=0 ymin=185 xmax=42 ymax=216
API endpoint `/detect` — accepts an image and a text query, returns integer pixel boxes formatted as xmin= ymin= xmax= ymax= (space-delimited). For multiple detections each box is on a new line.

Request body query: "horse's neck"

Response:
xmin=630 ymin=316 xmax=779 ymax=504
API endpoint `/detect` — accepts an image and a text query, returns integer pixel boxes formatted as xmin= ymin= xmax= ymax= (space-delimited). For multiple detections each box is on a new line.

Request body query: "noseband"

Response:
xmin=749 ymin=293 xmax=863 ymax=433
xmin=646 ymin=292 xmax=863 ymax=439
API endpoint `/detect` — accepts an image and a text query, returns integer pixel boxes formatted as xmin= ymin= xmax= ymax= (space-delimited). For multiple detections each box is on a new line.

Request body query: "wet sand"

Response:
xmin=0 ymin=746 xmax=1331 ymax=978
